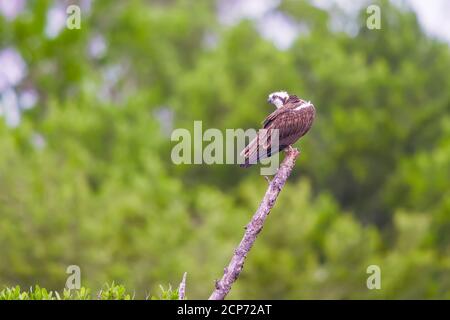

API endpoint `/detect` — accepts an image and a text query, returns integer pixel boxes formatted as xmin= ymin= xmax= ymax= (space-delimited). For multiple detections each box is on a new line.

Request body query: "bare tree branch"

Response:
xmin=178 ymin=272 xmax=187 ymax=300
xmin=209 ymin=147 xmax=300 ymax=300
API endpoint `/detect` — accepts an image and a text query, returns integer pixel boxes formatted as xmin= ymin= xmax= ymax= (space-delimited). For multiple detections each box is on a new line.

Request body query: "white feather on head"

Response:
xmin=267 ymin=91 xmax=289 ymax=109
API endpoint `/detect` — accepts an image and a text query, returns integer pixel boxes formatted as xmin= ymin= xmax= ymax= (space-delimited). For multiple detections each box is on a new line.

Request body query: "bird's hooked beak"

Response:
xmin=267 ymin=97 xmax=272 ymax=104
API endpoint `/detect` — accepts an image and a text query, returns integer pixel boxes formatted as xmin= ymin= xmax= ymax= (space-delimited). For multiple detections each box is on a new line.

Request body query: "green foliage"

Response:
xmin=62 ymin=287 xmax=92 ymax=300
xmin=0 ymin=286 xmax=30 ymax=300
xmin=0 ymin=0 xmax=449 ymax=299
xmin=150 ymin=285 xmax=180 ymax=300
xmin=0 ymin=283 xmax=178 ymax=300
xmin=99 ymin=282 xmax=133 ymax=300
xmin=0 ymin=285 xmax=78 ymax=300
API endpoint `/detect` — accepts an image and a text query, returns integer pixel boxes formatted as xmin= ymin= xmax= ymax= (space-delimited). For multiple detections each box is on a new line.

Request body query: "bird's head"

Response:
xmin=267 ymin=91 xmax=289 ymax=109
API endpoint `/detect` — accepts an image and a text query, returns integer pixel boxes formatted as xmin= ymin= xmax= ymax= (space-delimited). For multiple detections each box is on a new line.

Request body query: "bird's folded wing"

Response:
xmin=262 ymin=107 xmax=287 ymax=128
xmin=266 ymin=110 xmax=309 ymax=143
xmin=239 ymin=128 xmax=271 ymax=159
xmin=242 ymin=110 xmax=307 ymax=161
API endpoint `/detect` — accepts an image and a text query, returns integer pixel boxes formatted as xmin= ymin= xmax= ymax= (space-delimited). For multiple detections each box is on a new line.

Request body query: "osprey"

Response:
xmin=240 ymin=91 xmax=315 ymax=167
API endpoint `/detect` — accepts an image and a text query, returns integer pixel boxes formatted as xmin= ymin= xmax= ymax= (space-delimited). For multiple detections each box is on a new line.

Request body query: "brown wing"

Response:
xmin=266 ymin=109 xmax=313 ymax=147
xmin=262 ymin=107 xmax=287 ymax=128
xmin=262 ymin=95 xmax=302 ymax=128
xmin=241 ymin=96 xmax=315 ymax=167
xmin=239 ymin=128 xmax=272 ymax=167
xmin=240 ymin=107 xmax=314 ymax=167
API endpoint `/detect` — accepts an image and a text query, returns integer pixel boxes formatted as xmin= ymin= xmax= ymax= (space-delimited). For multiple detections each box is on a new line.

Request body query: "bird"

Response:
xmin=240 ymin=91 xmax=315 ymax=168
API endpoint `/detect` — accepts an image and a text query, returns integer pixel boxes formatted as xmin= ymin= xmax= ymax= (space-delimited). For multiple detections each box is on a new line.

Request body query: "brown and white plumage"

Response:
xmin=240 ymin=92 xmax=315 ymax=168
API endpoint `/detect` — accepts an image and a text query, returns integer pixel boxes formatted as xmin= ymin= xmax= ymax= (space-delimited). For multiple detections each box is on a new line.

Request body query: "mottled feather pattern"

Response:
xmin=240 ymin=95 xmax=315 ymax=168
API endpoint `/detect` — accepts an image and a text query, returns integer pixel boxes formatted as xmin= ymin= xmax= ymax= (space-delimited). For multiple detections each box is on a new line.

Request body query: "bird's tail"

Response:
xmin=239 ymin=130 xmax=274 ymax=168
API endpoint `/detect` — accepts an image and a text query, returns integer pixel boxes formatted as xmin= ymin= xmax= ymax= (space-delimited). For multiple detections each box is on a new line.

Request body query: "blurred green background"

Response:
xmin=0 ymin=0 xmax=449 ymax=299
